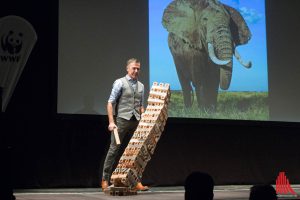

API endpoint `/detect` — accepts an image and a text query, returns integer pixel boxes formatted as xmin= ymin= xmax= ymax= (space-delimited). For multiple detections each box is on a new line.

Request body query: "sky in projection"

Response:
xmin=149 ymin=0 xmax=268 ymax=92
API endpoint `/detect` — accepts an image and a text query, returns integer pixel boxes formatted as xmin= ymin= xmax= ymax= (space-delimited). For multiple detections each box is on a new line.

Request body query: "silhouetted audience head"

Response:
xmin=249 ymin=184 xmax=278 ymax=200
xmin=184 ymin=171 xmax=214 ymax=200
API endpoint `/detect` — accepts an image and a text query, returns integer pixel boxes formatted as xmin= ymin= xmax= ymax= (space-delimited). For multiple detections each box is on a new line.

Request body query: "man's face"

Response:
xmin=127 ymin=62 xmax=140 ymax=80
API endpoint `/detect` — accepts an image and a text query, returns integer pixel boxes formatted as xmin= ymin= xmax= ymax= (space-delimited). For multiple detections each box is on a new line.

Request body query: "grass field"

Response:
xmin=168 ymin=91 xmax=269 ymax=120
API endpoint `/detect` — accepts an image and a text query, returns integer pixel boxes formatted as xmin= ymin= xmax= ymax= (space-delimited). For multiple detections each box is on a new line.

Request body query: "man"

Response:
xmin=101 ymin=58 xmax=149 ymax=191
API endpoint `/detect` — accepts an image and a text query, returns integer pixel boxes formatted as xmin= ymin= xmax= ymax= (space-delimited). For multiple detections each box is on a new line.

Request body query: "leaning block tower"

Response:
xmin=110 ymin=82 xmax=170 ymax=189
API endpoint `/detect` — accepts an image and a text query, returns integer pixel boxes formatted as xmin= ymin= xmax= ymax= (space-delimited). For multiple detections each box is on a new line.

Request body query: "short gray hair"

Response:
xmin=126 ymin=58 xmax=140 ymax=66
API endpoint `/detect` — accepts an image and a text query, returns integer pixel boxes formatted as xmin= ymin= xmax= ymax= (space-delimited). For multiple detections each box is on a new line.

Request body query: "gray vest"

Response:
xmin=116 ymin=77 xmax=144 ymax=120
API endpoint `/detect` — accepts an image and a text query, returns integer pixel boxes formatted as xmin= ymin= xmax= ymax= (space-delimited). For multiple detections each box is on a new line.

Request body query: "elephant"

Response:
xmin=162 ymin=0 xmax=252 ymax=111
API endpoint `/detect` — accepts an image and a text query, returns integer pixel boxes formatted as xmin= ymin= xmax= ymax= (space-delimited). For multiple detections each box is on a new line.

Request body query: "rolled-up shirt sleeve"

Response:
xmin=108 ymin=79 xmax=123 ymax=103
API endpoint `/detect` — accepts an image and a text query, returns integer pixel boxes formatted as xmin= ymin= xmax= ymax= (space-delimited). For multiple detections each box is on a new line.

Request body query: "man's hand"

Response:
xmin=108 ymin=122 xmax=117 ymax=132
xmin=107 ymin=102 xmax=117 ymax=132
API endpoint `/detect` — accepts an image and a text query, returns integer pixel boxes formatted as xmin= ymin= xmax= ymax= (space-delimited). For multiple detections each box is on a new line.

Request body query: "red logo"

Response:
xmin=276 ymin=172 xmax=297 ymax=197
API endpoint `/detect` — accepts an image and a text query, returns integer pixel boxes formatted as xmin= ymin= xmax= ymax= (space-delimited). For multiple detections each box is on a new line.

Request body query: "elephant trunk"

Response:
xmin=208 ymin=24 xmax=233 ymax=90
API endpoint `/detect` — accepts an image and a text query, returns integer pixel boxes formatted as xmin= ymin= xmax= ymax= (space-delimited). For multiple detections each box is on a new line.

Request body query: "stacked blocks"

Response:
xmin=111 ymin=82 xmax=170 ymax=188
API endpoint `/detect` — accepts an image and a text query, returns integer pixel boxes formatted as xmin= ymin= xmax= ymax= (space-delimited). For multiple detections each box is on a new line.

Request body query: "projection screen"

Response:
xmin=58 ymin=0 xmax=300 ymax=122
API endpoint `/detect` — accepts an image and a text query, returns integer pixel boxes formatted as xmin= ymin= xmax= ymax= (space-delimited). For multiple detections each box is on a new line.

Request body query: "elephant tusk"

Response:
xmin=234 ymin=49 xmax=252 ymax=68
xmin=208 ymin=43 xmax=231 ymax=65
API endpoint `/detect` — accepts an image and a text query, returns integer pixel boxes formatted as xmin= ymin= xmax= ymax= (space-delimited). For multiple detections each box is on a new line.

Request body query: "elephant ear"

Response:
xmin=223 ymin=4 xmax=251 ymax=46
xmin=162 ymin=0 xmax=204 ymax=50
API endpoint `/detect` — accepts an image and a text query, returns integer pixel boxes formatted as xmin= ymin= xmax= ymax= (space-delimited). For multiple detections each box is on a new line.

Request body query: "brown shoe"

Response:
xmin=134 ymin=182 xmax=149 ymax=191
xmin=101 ymin=180 xmax=109 ymax=190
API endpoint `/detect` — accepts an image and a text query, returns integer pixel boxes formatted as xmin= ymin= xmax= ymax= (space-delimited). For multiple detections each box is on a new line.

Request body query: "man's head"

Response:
xmin=185 ymin=171 xmax=214 ymax=200
xmin=126 ymin=58 xmax=140 ymax=80
xmin=249 ymin=184 xmax=277 ymax=200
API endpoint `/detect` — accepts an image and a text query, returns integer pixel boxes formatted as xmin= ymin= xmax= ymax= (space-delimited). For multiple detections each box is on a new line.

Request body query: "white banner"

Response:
xmin=0 ymin=15 xmax=37 ymax=111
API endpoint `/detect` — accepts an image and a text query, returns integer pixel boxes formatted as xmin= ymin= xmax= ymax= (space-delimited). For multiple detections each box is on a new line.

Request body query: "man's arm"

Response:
xmin=107 ymin=79 xmax=122 ymax=131
xmin=107 ymin=102 xmax=117 ymax=131
xmin=140 ymin=106 xmax=145 ymax=114
xmin=140 ymin=84 xmax=145 ymax=114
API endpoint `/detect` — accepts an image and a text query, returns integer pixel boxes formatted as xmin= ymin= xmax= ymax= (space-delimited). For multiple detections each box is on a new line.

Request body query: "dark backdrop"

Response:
xmin=1 ymin=0 xmax=300 ymax=189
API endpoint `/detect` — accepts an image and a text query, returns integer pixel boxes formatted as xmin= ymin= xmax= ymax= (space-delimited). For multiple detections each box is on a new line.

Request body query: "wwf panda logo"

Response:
xmin=1 ymin=30 xmax=23 ymax=54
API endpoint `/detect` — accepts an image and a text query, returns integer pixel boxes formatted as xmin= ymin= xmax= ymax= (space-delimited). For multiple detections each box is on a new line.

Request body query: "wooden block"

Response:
xmin=113 ymin=128 xmax=120 ymax=145
xmin=104 ymin=186 xmax=137 ymax=196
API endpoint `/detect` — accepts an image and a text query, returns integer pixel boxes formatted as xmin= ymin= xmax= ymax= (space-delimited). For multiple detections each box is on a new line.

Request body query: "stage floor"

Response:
xmin=14 ymin=185 xmax=300 ymax=200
